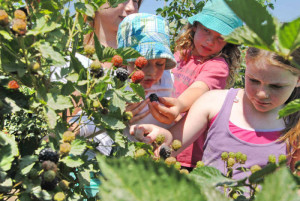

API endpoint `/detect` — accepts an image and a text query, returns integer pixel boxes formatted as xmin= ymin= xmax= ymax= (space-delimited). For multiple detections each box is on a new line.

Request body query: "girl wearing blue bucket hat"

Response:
xmin=148 ymin=0 xmax=243 ymax=170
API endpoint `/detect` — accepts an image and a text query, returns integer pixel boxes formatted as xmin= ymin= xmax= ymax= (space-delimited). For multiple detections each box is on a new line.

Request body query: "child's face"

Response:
xmin=245 ymin=59 xmax=300 ymax=113
xmin=192 ymin=24 xmax=227 ymax=58
xmin=97 ymin=0 xmax=139 ymax=33
xmin=128 ymin=58 xmax=166 ymax=89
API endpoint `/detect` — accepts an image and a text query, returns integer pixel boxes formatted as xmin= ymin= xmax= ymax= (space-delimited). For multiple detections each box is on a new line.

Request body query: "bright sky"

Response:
xmin=139 ymin=0 xmax=300 ymax=22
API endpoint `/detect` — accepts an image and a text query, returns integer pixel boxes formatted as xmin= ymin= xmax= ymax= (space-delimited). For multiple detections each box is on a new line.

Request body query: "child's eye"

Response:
xmin=270 ymin=84 xmax=283 ymax=89
xmin=218 ymin=37 xmax=224 ymax=42
xmin=249 ymin=78 xmax=259 ymax=83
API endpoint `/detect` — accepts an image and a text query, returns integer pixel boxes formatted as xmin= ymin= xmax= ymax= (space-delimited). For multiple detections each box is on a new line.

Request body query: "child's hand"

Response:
xmin=126 ymin=99 xmax=150 ymax=124
xmin=148 ymin=97 xmax=181 ymax=124
xmin=129 ymin=124 xmax=173 ymax=155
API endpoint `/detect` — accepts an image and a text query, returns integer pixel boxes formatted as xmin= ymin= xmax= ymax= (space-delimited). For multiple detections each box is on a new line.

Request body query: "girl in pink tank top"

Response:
xmin=130 ymin=47 xmax=300 ymax=179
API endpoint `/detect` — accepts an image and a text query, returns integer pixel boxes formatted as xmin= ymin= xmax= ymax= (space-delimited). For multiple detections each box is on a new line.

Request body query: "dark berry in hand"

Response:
xmin=149 ymin=93 xmax=159 ymax=102
xmin=116 ymin=68 xmax=129 ymax=81
xmin=39 ymin=148 xmax=59 ymax=163
xmin=159 ymin=145 xmax=171 ymax=160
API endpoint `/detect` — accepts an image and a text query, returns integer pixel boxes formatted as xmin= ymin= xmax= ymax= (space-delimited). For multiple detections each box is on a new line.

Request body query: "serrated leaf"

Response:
xmin=130 ymin=83 xmax=145 ymax=99
xmin=225 ymin=0 xmax=275 ymax=46
xmin=75 ymin=2 xmax=95 ymax=17
xmin=46 ymin=93 xmax=73 ymax=111
xmin=278 ymin=99 xmax=300 ymax=118
xmin=61 ymin=81 xmax=75 ymax=96
xmin=255 ymin=167 xmax=299 ymax=201
xmin=0 ymin=133 xmax=18 ymax=171
xmin=61 ymin=156 xmax=84 ymax=168
xmin=278 ymin=18 xmax=300 ymax=55
xmin=103 ymin=47 xmax=117 ymax=60
xmin=70 ymin=139 xmax=87 ymax=156
xmin=116 ymin=47 xmax=141 ymax=62
xmin=44 ymin=106 xmax=57 ymax=129
xmin=77 ymin=168 xmax=91 ymax=187
xmin=19 ymin=155 xmax=38 ymax=175
xmin=113 ymin=131 xmax=126 ymax=148
xmin=66 ymin=73 xmax=79 ymax=82
xmin=38 ymin=42 xmax=65 ymax=66
xmin=94 ymin=33 xmax=105 ymax=61
xmin=0 ymin=30 xmax=13 ymax=40
xmin=110 ymin=89 xmax=127 ymax=112
xmin=70 ymin=54 xmax=85 ymax=74
xmin=27 ymin=16 xmax=60 ymax=36
xmin=96 ymin=156 xmax=206 ymax=201
xmin=101 ymin=115 xmax=126 ymax=130
xmin=248 ymin=163 xmax=277 ymax=184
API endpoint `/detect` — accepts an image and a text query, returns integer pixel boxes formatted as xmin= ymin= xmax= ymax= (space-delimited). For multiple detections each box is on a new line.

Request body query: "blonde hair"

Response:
xmin=246 ymin=47 xmax=300 ymax=157
xmin=83 ymin=0 xmax=143 ymax=46
xmin=175 ymin=22 xmax=241 ymax=88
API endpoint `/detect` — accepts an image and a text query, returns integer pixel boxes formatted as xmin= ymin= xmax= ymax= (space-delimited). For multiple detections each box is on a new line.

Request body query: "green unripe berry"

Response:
xmin=165 ymin=157 xmax=177 ymax=166
xmin=235 ymin=152 xmax=242 ymax=161
xmin=60 ymin=143 xmax=71 ymax=155
xmin=174 ymin=161 xmax=181 ymax=170
xmin=31 ymin=62 xmax=40 ymax=72
xmin=84 ymin=44 xmax=95 ymax=56
xmin=228 ymin=152 xmax=235 ymax=159
xmin=155 ymin=134 xmax=165 ymax=145
xmin=227 ymin=158 xmax=236 ymax=168
xmin=92 ymin=100 xmax=100 ymax=108
xmin=135 ymin=149 xmax=146 ymax=158
xmin=240 ymin=154 xmax=247 ymax=164
xmin=221 ymin=152 xmax=228 ymax=161
xmin=59 ymin=180 xmax=70 ymax=191
xmin=53 ymin=192 xmax=66 ymax=201
xmin=180 ymin=169 xmax=189 ymax=174
xmin=268 ymin=154 xmax=276 ymax=163
xmin=250 ymin=165 xmax=262 ymax=173
xmin=43 ymin=170 xmax=56 ymax=182
xmin=42 ymin=160 xmax=57 ymax=172
xmin=62 ymin=131 xmax=75 ymax=143
xmin=28 ymin=169 xmax=39 ymax=179
xmin=196 ymin=161 xmax=205 ymax=168
xmin=90 ymin=60 xmax=102 ymax=71
xmin=171 ymin=140 xmax=182 ymax=151
xmin=278 ymin=154 xmax=287 ymax=163
xmin=123 ymin=111 xmax=133 ymax=121
xmin=232 ymin=193 xmax=239 ymax=200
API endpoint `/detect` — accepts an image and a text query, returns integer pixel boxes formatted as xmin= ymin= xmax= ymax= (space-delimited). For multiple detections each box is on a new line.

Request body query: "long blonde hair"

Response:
xmin=246 ymin=47 xmax=300 ymax=157
xmin=175 ymin=22 xmax=241 ymax=88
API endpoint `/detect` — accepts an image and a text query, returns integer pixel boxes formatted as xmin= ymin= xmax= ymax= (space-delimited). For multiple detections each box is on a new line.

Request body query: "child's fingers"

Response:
xmin=158 ymin=97 xmax=177 ymax=107
xmin=129 ymin=110 xmax=150 ymax=124
xmin=148 ymin=102 xmax=173 ymax=124
xmin=126 ymin=99 xmax=149 ymax=116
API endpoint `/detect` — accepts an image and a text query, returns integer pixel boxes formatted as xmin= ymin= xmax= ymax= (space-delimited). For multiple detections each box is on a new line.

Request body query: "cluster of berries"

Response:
xmin=130 ymin=56 xmax=148 ymax=84
xmin=60 ymin=131 xmax=76 ymax=155
xmin=221 ymin=151 xmax=248 ymax=168
xmin=267 ymin=154 xmax=287 ymax=164
xmin=0 ymin=9 xmax=27 ymax=35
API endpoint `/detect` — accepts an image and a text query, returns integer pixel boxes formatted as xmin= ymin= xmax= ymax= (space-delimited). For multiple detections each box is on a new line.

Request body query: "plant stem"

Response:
xmin=65 ymin=12 xmax=79 ymax=50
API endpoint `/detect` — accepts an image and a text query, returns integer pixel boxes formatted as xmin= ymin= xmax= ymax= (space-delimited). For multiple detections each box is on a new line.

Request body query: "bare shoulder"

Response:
xmin=192 ymin=89 xmax=230 ymax=119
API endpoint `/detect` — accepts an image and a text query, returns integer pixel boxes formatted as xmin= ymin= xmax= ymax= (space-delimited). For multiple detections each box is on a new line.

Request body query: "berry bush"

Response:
xmin=0 ymin=0 xmax=299 ymax=200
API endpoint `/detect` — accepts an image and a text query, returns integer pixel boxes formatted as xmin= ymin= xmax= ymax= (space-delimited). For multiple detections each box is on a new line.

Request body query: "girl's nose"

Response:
xmin=205 ymin=36 xmax=214 ymax=46
xmin=124 ymin=0 xmax=137 ymax=13
xmin=257 ymin=86 xmax=269 ymax=99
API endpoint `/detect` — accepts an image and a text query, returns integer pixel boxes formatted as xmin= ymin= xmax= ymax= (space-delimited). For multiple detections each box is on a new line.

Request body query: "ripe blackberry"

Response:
xmin=149 ymin=93 xmax=159 ymax=102
xmin=159 ymin=145 xmax=171 ymax=160
xmin=39 ymin=148 xmax=59 ymax=163
xmin=116 ymin=68 xmax=129 ymax=82
xmin=41 ymin=177 xmax=58 ymax=191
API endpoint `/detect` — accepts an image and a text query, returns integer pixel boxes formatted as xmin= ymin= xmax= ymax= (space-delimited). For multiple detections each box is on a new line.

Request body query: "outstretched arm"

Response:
xmin=148 ymin=81 xmax=209 ymax=124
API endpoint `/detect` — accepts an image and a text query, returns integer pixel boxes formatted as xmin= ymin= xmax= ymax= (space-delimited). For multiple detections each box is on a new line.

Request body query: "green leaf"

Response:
xmin=70 ymin=54 xmax=86 ymax=74
xmin=61 ymin=156 xmax=84 ymax=168
xmin=225 ymin=0 xmax=275 ymax=46
xmin=46 ymin=93 xmax=73 ymax=111
xmin=75 ymin=2 xmax=95 ymax=17
xmin=94 ymin=33 xmax=105 ymax=61
xmin=255 ymin=167 xmax=299 ymax=201
xmin=0 ymin=30 xmax=13 ymax=40
xmin=190 ymin=166 xmax=234 ymax=186
xmin=130 ymin=83 xmax=145 ymax=99
xmin=101 ymin=115 xmax=126 ymax=130
xmin=103 ymin=47 xmax=117 ymax=60
xmin=32 ymin=186 xmax=52 ymax=201
xmin=0 ymin=132 xmax=18 ymax=171
xmin=27 ymin=16 xmax=60 ymax=36
xmin=107 ymin=0 xmax=129 ymax=8
xmin=70 ymin=139 xmax=87 ymax=156
xmin=113 ymin=131 xmax=126 ymax=148
xmin=66 ymin=73 xmax=79 ymax=82
xmin=96 ymin=156 xmax=206 ymax=201
xmin=19 ymin=155 xmax=38 ymax=175
xmin=44 ymin=106 xmax=58 ymax=129
xmin=77 ymin=168 xmax=91 ymax=187
xmin=116 ymin=47 xmax=141 ymax=62
xmin=0 ymin=178 xmax=12 ymax=193
xmin=278 ymin=17 xmax=300 ymax=55
xmin=248 ymin=163 xmax=277 ymax=184
xmin=278 ymin=99 xmax=300 ymax=118
xmin=38 ymin=42 xmax=66 ymax=66
xmin=61 ymin=81 xmax=75 ymax=96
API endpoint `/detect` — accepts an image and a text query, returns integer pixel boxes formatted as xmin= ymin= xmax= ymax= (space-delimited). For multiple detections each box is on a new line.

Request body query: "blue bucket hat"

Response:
xmin=188 ymin=0 xmax=243 ymax=36
xmin=117 ymin=13 xmax=177 ymax=70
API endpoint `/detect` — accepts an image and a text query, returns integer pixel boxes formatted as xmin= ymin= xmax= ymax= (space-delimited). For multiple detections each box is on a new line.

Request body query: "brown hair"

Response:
xmin=83 ymin=0 xmax=143 ymax=46
xmin=175 ymin=22 xmax=241 ymax=88
xmin=246 ymin=47 xmax=300 ymax=156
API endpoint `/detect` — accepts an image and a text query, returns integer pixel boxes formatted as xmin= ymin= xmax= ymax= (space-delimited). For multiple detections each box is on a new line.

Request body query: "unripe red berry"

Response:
xmin=111 ymin=55 xmax=123 ymax=67
xmin=135 ymin=56 xmax=148 ymax=69
xmin=8 ymin=80 xmax=19 ymax=89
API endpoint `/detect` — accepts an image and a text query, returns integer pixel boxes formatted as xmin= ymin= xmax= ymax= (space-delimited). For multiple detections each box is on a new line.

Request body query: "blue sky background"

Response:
xmin=139 ymin=0 xmax=300 ymax=22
